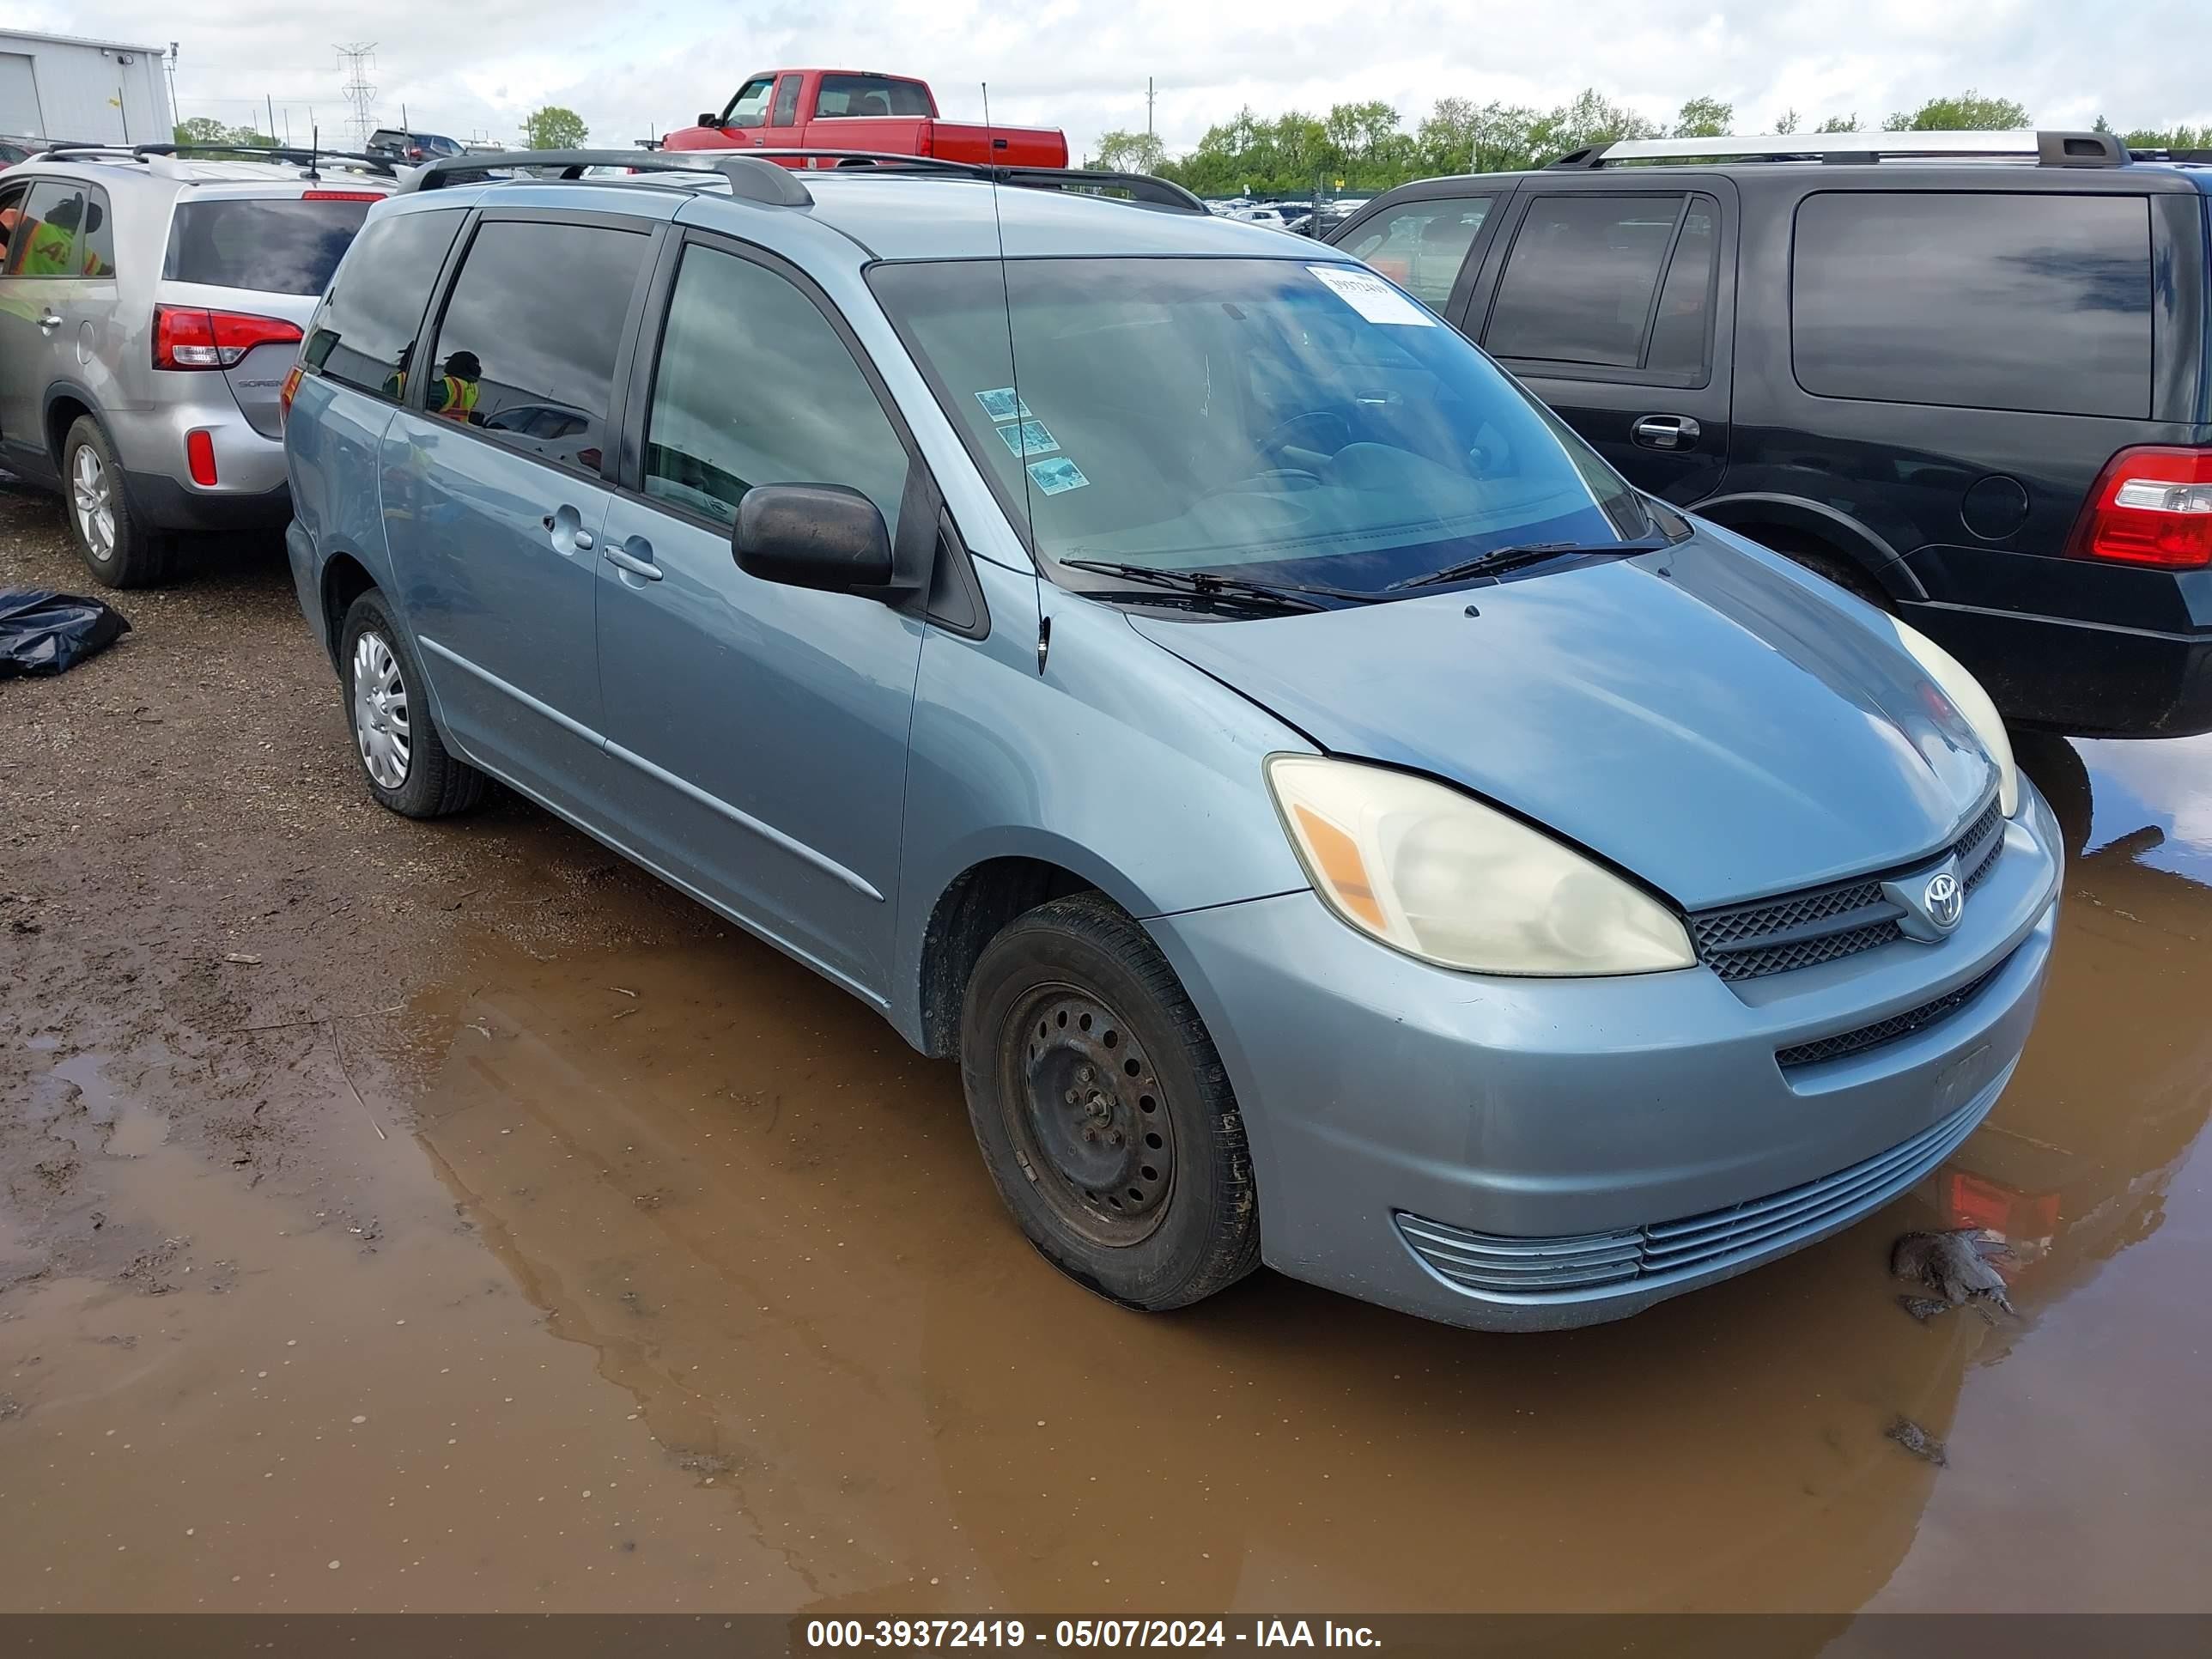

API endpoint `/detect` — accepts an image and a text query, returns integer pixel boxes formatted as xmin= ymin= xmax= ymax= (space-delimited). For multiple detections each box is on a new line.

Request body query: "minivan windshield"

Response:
xmin=870 ymin=256 xmax=1657 ymax=598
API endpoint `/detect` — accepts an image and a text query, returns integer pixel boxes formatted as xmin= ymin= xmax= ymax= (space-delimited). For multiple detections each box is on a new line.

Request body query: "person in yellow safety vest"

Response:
xmin=429 ymin=350 xmax=482 ymax=422
xmin=11 ymin=195 xmax=107 ymax=277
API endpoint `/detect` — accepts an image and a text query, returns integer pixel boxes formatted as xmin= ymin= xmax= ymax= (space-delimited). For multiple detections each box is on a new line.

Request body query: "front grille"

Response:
xmin=1774 ymin=960 xmax=2005 ymax=1068
xmin=1396 ymin=1091 xmax=1991 ymax=1299
xmin=1691 ymin=797 xmax=2006 ymax=982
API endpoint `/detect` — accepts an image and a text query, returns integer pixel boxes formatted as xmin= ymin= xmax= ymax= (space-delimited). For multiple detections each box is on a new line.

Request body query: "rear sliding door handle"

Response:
xmin=1631 ymin=414 xmax=1700 ymax=451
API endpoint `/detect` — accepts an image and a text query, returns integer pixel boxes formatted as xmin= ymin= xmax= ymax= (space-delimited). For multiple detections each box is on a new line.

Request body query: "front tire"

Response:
xmin=338 ymin=592 xmax=488 ymax=819
xmin=62 ymin=416 xmax=174 ymax=588
xmin=959 ymin=893 xmax=1261 ymax=1311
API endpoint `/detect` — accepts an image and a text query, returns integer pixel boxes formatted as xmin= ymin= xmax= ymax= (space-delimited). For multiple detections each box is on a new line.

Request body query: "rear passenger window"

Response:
xmin=1791 ymin=192 xmax=2152 ymax=419
xmin=1344 ymin=198 xmax=1492 ymax=308
xmin=426 ymin=220 xmax=647 ymax=476
xmin=4 ymin=180 xmax=112 ymax=278
xmin=643 ymin=245 xmax=908 ymax=537
xmin=304 ymin=208 xmax=465 ymax=401
xmin=1485 ymin=193 xmax=1717 ymax=376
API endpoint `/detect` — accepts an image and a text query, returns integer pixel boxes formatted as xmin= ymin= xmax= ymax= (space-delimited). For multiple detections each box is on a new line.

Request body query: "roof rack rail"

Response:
xmin=1547 ymin=130 xmax=2130 ymax=171
xmin=134 ymin=143 xmax=399 ymax=178
xmin=399 ymin=148 xmax=813 ymax=207
xmin=732 ymin=149 xmax=1206 ymax=212
xmin=29 ymin=142 xmax=400 ymax=180
xmin=399 ymin=146 xmax=1207 ymax=214
xmin=2130 ymin=146 xmax=2212 ymax=165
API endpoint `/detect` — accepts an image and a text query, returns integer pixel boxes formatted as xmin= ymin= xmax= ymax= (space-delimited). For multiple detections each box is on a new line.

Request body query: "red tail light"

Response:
xmin=185 ymin=429 xmax=218 ymax=487
xmin=155 ymin=305 xmax=304 ymax=371
xmin=301 ymin=190 xmax=382 ymax=202
xmin=279 ymin=363 xmax=304 ymax=422
xmin=2068 ymin=446 xmax=2212 ymax=569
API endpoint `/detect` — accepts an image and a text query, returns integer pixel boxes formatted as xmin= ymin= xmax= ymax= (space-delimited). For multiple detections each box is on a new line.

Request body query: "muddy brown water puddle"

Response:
xmin=3 ymin=737 xmax=2209 ymax=1612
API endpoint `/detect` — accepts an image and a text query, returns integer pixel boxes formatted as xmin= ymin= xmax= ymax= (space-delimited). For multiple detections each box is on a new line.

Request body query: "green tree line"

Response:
xmin=1092 ymin=89 xmax=2209 ymax=198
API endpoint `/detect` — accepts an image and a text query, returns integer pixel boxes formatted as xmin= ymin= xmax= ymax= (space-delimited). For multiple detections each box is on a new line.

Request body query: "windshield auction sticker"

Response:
xmin=1307 ymin=264 xmax=1437 ymax=326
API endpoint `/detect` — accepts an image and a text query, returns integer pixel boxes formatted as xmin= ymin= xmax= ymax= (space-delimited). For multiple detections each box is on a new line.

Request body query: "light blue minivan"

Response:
xmin=282 ymin=150 xmax=2062 ymax=1330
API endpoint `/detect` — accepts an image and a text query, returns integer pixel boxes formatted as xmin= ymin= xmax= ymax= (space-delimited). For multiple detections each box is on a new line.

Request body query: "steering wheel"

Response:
xmin=1258 ymin=410 xmax=1352 ymax=465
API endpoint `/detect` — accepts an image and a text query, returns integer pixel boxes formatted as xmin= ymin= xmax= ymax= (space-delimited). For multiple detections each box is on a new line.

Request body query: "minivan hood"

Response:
xmin=1129 ymin=535 xmax=1996 ymax=909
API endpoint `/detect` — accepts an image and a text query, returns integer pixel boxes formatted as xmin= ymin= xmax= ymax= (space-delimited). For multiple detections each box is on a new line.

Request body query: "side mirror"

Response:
xmin=696 ymin=112 xmax=721 ymax=129
xmin=734 ymin=484 xmax=894 ymax=593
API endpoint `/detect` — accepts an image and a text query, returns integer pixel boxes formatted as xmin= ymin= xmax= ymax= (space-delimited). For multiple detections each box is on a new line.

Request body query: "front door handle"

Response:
xmin=542 ymin=506 xmax=595 ymax=555
xmin=37 ymin=311 xmax=63 ymax=335
xmin=1631 ymin=414 xmax=1700 ymax=451
xmin=605 ymin=538 xmax=662 ymax=580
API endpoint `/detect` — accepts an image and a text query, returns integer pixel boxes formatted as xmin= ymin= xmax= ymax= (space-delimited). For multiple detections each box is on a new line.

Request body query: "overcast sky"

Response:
xmin=27 ymin=0 xmax=2212 ymax=160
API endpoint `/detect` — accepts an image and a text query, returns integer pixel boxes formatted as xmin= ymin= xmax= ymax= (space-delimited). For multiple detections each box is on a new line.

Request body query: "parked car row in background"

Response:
xmin=1 ymin=126 xmax=2207 ymax=741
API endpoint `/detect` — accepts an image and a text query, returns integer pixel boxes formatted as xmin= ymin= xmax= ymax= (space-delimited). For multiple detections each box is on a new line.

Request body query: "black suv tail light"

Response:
xmin=2067 ymin=447 xmax=2212 ymax=569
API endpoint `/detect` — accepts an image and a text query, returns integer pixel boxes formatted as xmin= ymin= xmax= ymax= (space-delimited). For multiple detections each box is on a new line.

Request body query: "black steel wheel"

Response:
xmin=1003 ymin=987 xmax=1177 ymax=1247
xmin=959 ymin=892 xmax=1259 ymax=1311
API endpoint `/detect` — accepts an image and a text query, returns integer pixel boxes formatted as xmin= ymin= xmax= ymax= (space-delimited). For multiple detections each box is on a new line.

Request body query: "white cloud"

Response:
xmin=25 ymin=0 xmax=2212 ymax=161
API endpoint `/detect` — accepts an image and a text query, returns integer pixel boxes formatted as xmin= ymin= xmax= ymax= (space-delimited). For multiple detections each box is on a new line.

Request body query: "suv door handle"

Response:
xmin=1631 ymin=414 xmax=1700 ymax=451
xmin=605 ymin=538 xmax=662 ymax=581
xmin=37 ymin=311 xmax=63 ymax=334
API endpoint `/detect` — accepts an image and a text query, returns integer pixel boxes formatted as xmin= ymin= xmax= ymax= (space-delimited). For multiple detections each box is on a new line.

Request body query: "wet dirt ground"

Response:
xmin=3 ymin=485 xmax=2209 ymax=1615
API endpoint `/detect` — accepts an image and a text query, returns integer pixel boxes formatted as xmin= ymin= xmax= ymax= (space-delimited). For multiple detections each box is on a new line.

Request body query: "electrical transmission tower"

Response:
xmin=334 ymin=42 xmax=378 ymax=148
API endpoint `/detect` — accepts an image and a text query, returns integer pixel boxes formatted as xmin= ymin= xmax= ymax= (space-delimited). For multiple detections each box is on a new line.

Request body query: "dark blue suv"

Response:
xmin=1330 ymin=129 xmax=2212 ymax=737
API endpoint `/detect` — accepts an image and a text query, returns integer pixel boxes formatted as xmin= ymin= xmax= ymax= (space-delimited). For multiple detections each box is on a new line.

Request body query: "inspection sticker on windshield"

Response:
xmin=1307 ymin=264 xmax=1437 ymax=327
xmin=973 ymin=387 xmax=1034 ymax=422
xmin=996 ymin=420 xmax=1060 ymax=459
xmin=1028 ymin=457 xmax=1089 ymax=495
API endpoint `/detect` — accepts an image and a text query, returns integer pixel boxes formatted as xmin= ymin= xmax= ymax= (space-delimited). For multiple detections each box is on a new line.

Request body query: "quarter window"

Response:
xmin=1345 ymin=198 xmax=1492 ymax=308
xmin=1791 ymin=191 xmax=2152 ymax=419
xmin=304 ymin=208 xmax=467 ymax=400
xmin=426 ymin=219 xmax=647 ymax=475
xmin=1484 ymin=193 xmax=1717 ymax=374
xmin=644 ymin=245 xmax=908 ymax=537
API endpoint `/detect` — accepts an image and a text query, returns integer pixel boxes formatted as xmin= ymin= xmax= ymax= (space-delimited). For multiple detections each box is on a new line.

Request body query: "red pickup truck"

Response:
xmin=662 ymin=69 xmax=1068 ymax=170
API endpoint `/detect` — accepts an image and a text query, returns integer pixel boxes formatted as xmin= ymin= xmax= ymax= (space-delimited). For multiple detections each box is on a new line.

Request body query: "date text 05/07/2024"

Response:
xmin=804 ymin=1620 xmax=1382 ymax=1649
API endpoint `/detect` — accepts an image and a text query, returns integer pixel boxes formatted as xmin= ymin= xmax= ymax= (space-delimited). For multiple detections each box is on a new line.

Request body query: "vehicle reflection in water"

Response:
xmin=402 ymin=733 xmax=2212 ymax=1614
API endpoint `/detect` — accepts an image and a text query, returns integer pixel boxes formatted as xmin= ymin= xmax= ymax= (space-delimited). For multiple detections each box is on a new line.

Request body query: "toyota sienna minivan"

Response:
xmin=281 ymin=149 xmax=2062 ymax=1330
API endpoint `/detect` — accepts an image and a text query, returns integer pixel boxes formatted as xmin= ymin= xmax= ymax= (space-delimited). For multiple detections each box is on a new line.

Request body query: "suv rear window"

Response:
xmin=1791 ymin=191 xmax=2153 ymax=419
xmin=815 ymin=75 xmax=932 ymax=118
xmin=303 ymin=208 xmax=466 ymax=399
xmin=165 ymin=198 xmax=375 ymax=295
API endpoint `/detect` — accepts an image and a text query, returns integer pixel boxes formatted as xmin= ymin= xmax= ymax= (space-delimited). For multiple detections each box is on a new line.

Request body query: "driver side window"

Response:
xmin=643 ymin=245 xmax=909 ymax=538
xmin=725 ymin=77 xmax=775 ymax=130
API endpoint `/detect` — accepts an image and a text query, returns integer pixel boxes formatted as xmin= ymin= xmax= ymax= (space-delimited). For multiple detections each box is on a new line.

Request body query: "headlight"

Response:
xmin=1266 ymin=756 xmax=1696 ymax=976
xmin=1889 ymin=620 xmax=2020 ymax=817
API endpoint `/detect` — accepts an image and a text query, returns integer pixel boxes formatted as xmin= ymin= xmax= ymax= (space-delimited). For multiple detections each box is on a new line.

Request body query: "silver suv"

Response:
xmin=0 ymin=146 xmax=398 ymax=586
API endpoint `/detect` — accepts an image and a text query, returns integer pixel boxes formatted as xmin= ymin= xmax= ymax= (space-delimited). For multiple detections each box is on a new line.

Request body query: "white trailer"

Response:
xmin=0 ymin=29 xmax=173 ymax=147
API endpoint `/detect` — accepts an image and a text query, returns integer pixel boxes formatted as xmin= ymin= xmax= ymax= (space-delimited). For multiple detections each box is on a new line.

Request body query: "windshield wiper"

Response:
xmin=1382 ymin=538 xmax=1666 ymax=592
xmin=1061 ymin=559 xmax=1376 ymax=611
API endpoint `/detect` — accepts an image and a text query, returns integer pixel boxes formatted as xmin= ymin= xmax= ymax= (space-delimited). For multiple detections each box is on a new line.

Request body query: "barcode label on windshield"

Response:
xmin=1308 ymin=264 xmax=1437 ymax=327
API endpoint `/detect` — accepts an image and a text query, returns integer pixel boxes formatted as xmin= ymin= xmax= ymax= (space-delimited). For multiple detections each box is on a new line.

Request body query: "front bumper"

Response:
xmin=1147 ymin=783 xmax=2063 ymax=1331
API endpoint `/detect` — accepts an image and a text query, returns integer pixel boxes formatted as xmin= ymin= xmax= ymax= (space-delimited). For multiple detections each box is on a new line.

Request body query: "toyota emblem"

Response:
xmin=1923 ymin=871 xmax=1964 ymax=931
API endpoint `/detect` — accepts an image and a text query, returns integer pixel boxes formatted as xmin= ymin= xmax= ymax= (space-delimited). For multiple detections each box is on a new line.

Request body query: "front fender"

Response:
xmin=889 ymin=565 xmax=1313 ymax=1045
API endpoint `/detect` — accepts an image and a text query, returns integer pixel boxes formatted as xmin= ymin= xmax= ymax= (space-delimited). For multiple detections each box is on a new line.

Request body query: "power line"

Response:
xmin=334 ymin=42 xmax=377 ymax=149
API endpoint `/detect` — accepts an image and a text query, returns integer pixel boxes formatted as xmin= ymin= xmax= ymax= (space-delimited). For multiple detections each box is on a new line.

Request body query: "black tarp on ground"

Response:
xmin=0 ymin=589 xmax=131 ymax=679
